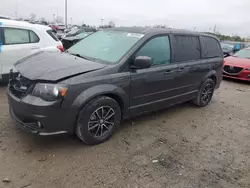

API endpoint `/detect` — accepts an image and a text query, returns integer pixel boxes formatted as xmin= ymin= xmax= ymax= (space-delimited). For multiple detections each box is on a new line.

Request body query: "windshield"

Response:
xmin=68 ymin=30 xmax=144 ymax=64
xmin=233 ymin=49 xmax=250 ymax=59
xmin=76 ymin=32 xmax=90 ymax=38
xmin=221 ymin=43 xmax=234 ymax=51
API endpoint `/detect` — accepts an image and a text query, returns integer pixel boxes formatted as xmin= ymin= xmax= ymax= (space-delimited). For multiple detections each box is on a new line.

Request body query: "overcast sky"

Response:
xmin=1 ymin=0 xmax=249 ymax=37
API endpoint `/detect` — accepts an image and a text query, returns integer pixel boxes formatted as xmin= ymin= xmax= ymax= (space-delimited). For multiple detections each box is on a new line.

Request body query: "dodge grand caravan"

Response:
xmin=7 ymin=28 xmax=223 ymax=145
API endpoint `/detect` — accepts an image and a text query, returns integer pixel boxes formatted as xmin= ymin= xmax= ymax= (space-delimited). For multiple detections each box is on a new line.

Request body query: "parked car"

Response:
xmin=221 ymin=41 xmax=247 ymax=57
xmin=0 ymin=19 xmax=64 ymax=82
xmin=7 ymin=28 xmax=223 ymax=145
xmin=223 ymin=47 xmax=250 ymax=81
xmin=62 ymin=32 xmax=91 ymax=49
xmin=57 ymin=24 xmax=66 ymax=31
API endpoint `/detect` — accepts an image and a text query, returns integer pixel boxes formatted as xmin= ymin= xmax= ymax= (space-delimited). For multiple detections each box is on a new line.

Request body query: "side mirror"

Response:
xmin=133 ymin=56 xmax=152 ymax=69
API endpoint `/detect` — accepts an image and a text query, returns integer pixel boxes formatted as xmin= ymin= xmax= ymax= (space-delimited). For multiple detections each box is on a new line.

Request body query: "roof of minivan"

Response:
xmin=106 ymin=27 xmax=217 ymax=39
xmin=0 ymin=19 xmax=51 ymax=31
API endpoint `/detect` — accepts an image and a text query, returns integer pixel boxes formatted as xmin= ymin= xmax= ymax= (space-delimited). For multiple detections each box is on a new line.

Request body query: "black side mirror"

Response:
xmin=133 ymin=56 xmax=152 ymax=69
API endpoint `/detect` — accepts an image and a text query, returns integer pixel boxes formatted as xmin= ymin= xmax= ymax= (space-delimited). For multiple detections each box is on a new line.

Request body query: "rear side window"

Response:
xmin=47 ymin=30 xmax=59 ymax=41
xmin=172 ymin=35 xmax=201 ymax=62
xmin=201 ymin=36 xmax=222 ymax=58
xmin=136 ymin=36 xmax=171 ymax=66
xmin=4 ymin=28 xmax=30 ymax=44
xmin=3 ymin=28 xmax=40 ymax=45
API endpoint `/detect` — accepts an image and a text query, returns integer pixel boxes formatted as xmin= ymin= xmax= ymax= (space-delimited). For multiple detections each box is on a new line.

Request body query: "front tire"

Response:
xmin=76 ymin=96 xmax=121 ymax=145
xmin=193 ymin=78 xmax=215 ymax=107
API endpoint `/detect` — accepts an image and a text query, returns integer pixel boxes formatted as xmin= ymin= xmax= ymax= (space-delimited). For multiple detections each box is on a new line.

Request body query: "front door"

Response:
xmin=129 ymin=35 xmax=181 ymax=115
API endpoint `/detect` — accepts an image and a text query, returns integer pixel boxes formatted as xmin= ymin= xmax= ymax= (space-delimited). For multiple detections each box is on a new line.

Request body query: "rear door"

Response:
xmin=200 ymin=36 xmax=223 ymax=87
xmin=170 ymin=34 xmax=203 ymax=99
xmin=0 ymin=27 xmax=40 ymax=75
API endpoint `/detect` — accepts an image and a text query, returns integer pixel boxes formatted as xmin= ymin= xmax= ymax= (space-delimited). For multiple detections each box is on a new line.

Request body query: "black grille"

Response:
xmin=9 ymin=73 xmax=33 ymax=99
xmin=223 ymin=65 xmax=243 ymax=74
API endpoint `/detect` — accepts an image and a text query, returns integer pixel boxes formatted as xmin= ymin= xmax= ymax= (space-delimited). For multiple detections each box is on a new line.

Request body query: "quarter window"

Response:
xmin=172 ymin=35 xmax=201 ymax=62
xmin=201 ymin=36 xmax=222 ymax=58
xmin=136 ymin=36 xmax=171 ymax=66
xmin=30 ymin=31 xmax=39 ymax=43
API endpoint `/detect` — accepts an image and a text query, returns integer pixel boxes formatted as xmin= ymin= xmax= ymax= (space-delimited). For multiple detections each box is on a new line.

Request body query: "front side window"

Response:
xmin=68 ymin=30 xmax=144 ymax=64
xmin=4 ymin=28 xmax=30 ymax=44
xmin=173 ymin=35 xmax=201 ymax=62
xmin=136 ymin=36 xmax=171 ymax=66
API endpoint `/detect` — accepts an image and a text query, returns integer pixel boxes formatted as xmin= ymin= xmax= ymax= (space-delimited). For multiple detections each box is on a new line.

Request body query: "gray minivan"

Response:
xmin=7 ymin=27 xmax=223 ymax=145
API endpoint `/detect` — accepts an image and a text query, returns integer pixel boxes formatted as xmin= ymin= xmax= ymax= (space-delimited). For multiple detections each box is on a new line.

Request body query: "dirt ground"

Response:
xmin=0 ymin=79 xmax=250 ymax=188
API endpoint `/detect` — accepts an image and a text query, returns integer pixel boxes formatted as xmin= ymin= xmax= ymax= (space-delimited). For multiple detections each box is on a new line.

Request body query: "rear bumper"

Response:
xmin=7 ymin=87 xmax=78 ymax=135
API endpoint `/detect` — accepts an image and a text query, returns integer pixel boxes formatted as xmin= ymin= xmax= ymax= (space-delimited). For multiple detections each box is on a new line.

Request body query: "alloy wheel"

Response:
xmin=201 ymin=83 xmax=213 ymax=104
xmin=88 ymin=106 xmax=115 ymax=138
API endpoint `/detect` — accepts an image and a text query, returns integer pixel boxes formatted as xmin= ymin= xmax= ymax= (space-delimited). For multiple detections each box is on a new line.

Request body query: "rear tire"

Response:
xmin=75 ymin=96 xmax=121 ymax=145
xmin=193 ymin=78 xmax=215 ymax=107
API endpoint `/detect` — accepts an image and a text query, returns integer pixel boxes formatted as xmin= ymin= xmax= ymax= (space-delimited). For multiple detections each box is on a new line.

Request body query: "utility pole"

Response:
xmin=101 ymin=18 xmax=104 ymax=27
xmin=53 ymin=14 xmax=56 ymax=23
xmin=213 ymin=24 xmax=217 ymax=33
xmin=65 ymin=0 xmax=68 ymax=28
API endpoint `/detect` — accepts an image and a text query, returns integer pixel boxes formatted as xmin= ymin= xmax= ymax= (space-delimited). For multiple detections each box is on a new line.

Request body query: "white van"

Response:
xmin=0 ymin=19 xmax=64 ymax=81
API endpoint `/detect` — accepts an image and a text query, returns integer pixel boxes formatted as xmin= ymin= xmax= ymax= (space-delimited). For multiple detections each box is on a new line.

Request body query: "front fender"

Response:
xmin=72 ymin=84 xmax=129 ymax=116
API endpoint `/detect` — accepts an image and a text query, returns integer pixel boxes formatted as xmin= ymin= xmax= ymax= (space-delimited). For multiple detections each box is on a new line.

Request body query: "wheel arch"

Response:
xmin=201 ymin=70 xmax=217 ymax=88
xmin=72 ymin=84 xmax=129 ymax=119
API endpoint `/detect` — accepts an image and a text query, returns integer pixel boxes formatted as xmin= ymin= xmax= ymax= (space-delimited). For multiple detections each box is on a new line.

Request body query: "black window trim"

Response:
xmin=171 ymin=34 xmax=202 ymax=64
xmin=131 ymin=34 xmax=173 ymax=68
xmin=0 ymin=27 xmax=4 ymax=44
xmin=2 ymin=27 xmax=40 ymax=45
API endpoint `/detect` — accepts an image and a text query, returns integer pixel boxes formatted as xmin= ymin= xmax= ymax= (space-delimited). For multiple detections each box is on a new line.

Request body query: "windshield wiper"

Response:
xmin=69 ymin=52 xmax=93 ymax=61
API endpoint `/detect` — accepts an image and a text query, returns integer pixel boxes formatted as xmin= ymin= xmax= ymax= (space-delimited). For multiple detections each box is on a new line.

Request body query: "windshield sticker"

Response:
xmin=127 ymin=33 xmax=144 ymax=38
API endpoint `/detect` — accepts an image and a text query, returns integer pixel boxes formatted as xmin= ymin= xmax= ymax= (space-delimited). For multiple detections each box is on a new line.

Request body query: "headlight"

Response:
xmin=32 ymin=83 xmax=68 ymax=101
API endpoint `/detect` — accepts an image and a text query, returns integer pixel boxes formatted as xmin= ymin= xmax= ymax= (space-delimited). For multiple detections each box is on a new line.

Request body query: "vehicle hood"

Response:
xmin=224 ymin=56 xmax=250 ymax=68
xmin=14 ymin=51 xmax=106 ymax=81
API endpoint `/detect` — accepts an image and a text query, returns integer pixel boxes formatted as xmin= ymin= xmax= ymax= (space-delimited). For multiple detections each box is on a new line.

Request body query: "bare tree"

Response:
xmin=30 ymin=13 xmax=36 ymax=21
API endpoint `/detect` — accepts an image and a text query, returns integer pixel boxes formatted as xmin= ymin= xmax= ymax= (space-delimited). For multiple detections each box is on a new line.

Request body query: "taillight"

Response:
xmin=57 ymin=45 xmax=64 ymax=52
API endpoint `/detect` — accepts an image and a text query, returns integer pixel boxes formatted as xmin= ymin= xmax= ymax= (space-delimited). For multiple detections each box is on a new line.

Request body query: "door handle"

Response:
xmin=176 ymin=68 xmax=184 ymax=72
xmin=164 ymin=70 xmax=174 ymax=75
xmin=176 ymin=67 xmax=188 ymax=72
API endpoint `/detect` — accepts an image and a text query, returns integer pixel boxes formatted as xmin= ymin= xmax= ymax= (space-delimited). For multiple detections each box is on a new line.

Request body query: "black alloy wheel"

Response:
xmin=76 ymin=96 xmax=121 ymax=145
xmin=201 ymin=83 xmax=213 ymax=104
xmin=193 ymin=78 xmax=215 ymax=107
xmin=88 ymin=106 xmax=115 ymax=138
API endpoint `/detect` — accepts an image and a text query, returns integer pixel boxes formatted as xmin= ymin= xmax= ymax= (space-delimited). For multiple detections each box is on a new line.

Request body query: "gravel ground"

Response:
xmin=0 ymin=79 xmax=250 ymax=188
